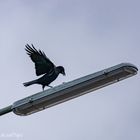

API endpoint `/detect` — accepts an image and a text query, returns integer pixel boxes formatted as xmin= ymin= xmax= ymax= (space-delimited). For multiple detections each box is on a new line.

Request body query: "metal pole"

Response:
xmin=0 ymin=105 xmax=13 ymax=116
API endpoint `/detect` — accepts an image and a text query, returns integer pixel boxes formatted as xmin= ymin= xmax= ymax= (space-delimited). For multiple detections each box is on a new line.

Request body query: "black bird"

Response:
xmin=23 ymin=44 xmax=65 ymax=90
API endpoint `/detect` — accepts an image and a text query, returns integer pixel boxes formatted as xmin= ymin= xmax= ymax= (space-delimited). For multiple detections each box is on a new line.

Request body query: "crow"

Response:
xmin=23 ymin=44 xmax=65 ymax=90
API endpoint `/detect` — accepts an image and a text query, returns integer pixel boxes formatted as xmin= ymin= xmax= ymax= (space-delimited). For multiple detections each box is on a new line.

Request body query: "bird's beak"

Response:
xmin=62 ymin=71 xmax=66 ymax=76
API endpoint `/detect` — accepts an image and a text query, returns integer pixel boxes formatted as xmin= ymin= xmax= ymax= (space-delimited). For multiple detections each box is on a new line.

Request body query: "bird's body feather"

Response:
xmin=23 ymin=44 xmax=65 ymax=90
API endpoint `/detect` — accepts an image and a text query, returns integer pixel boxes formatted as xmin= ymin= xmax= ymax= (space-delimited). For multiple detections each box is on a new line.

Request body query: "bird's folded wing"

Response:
xmin=25 ymin=44 xmax=55 ymax=76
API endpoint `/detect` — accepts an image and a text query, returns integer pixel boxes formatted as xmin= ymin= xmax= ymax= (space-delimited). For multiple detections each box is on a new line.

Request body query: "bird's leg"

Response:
xmin=47 ymin=85 xmax=53 ymax=88
xmin=42 ymin=85 xmax=53 ymax=91
xmin=42 ymin=85 xmax=45 ymax=91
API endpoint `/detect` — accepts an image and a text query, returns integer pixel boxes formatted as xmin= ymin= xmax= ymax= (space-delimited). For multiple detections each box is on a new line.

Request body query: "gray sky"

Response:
xmin=0 ymin=0 xmax=140 ymax=140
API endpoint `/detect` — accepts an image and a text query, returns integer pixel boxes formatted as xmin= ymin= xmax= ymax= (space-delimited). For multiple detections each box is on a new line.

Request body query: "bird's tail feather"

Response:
xmin=23 ymin=80 xmax=37 ymax=87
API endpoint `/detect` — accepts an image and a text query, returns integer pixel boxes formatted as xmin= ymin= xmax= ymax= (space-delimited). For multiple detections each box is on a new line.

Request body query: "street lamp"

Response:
xmin=0 ymin=63 xmax=138 ymax=116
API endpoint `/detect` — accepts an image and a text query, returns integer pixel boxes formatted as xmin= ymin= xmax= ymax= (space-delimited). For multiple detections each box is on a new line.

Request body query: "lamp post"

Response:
xmin=0 ymin=63 xmax=138 ymax=116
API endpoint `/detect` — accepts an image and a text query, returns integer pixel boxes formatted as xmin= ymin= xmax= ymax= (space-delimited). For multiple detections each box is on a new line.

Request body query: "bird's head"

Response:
xmin=57 ymin=66 xmax=66 ymax=76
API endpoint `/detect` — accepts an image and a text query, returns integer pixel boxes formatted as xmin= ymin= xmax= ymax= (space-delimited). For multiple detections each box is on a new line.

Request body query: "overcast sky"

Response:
xmin=0 ymin=0 xmax=140 ymax=140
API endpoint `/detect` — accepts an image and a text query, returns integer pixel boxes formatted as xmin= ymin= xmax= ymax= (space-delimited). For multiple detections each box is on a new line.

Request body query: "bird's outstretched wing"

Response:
xmin=25 ymin=44 xmax=55 ymax=76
